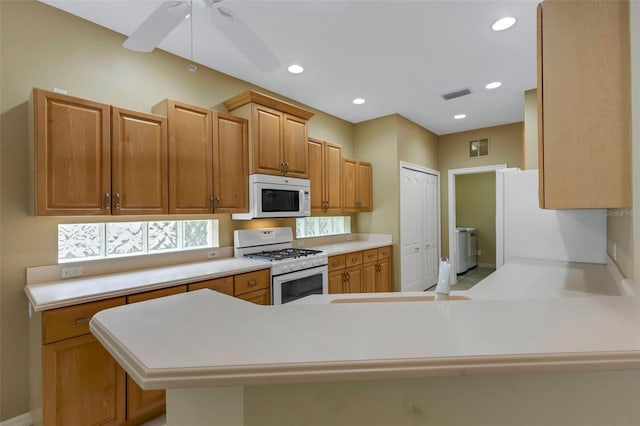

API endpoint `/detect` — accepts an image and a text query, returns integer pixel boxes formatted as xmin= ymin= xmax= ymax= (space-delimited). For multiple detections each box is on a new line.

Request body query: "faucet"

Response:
xmin=435 ymin=257 xmax=451 ymax=301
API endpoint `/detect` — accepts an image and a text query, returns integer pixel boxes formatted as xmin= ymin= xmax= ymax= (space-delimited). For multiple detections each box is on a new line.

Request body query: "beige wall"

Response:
xmin=523 ymin=89 xmax=538 ymax=170
xmin=355 ymin=114 xmax=438 ymax=290
xmin=0 ymin=1 xmax=356 ymax=420
xmin=455 ymin=173 xmax=496 ymax=266
xmin=438 ymin=122 xmax=524 ymax=259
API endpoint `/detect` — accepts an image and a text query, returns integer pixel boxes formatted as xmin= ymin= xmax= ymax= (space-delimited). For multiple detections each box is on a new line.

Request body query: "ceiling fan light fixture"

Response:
xmin=485 ymin=81 xmax=502 ymax=89
xmin=353 ymin=98 xmax=366 ymax=105
xmin=287 ymin=64 xmax=304 ymax=74
xmin=491 ymin=17 xmax=516 ymax=31
xmin=454 ymin=114 xmax=466 ymax=120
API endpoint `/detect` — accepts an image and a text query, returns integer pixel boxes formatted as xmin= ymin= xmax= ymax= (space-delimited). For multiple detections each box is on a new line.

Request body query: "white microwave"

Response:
xmin=232 ymin=174 xmax=311 ymax=220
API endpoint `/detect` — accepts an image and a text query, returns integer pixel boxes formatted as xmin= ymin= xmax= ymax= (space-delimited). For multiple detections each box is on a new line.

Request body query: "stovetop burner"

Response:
xmin=245 ymin=248 xmax=323 ymax=261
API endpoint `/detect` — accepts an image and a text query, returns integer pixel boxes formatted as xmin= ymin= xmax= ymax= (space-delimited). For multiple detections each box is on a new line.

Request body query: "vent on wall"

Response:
xmin=441 ymin=88 xmax=472 ymax=100
xmin=469 ymin=138 xmax=489 ymax=157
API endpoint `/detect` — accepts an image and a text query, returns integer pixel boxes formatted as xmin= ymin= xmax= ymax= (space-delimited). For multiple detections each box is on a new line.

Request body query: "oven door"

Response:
xmin=272 ymin=265 xmax=328 ymax=305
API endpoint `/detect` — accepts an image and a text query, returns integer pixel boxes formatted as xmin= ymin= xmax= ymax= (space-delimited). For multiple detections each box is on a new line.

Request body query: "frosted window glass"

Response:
xmin=184 ymin=220 xmax=212 ymax=248
xmin=106 ymin=222 xmax=144 ymax=256
xmin=295 ymin=217 xmax=350 ymax=238
xmin=148 ymin=221 xmax=179 ymax=252
xmin=58 ymin=223 xmax=104 ymax=260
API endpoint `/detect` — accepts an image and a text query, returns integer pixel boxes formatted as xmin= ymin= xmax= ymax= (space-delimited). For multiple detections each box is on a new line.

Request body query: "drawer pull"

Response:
xmin=248 ymin=279 xmax=258 ymax=287
xmin=332 ymin=261 xmax=340 ymax=267
xmin=75 ymin=317 xmax=91 ymax=324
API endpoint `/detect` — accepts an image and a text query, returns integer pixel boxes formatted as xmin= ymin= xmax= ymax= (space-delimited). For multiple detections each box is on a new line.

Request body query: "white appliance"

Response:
xmin=466 ymin=227 xmax=478 ymax=270
xmin=455 ymin=228 xmax=468 ymax=275
xmin=497 ymin=169 xmax=607 ymax=266
xmin=232 ymin=174 xmax=311 ymax=220
xmin=234 ymin=227 xmax=328 ymax=304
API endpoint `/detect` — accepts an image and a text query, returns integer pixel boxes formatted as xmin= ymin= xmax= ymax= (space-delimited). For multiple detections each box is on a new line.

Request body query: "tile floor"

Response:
xmin=452 ymin=266 xmax=495 ymax=290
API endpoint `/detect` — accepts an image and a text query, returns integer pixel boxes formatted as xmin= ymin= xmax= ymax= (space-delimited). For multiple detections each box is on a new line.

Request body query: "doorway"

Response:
xmin=400 ymin=162 xmax=440 ymax=292
xmin=447 ymin=164 xmax=506 ymax=284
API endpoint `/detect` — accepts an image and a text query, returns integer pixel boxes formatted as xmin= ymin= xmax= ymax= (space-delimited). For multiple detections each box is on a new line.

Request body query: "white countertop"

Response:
xmin=25 ymin=237 xmax=392 ymax=312
xmin=90 ymin=259 xmax=640 ymax=390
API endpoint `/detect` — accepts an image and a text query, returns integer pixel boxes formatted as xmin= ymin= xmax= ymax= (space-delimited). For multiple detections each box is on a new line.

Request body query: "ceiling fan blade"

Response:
xmin=123 ymin=1 xmax=191 ymax=52
xmin=210 ymin=6 xmax=281 ymax=72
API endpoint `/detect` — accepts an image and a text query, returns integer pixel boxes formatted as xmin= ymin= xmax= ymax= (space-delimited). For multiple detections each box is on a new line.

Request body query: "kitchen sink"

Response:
xmin=330 ymin=294 xmax=471 ymax=304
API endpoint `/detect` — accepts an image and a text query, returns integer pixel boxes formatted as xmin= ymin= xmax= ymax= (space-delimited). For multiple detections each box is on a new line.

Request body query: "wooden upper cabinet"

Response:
xmin=343 ymin=158 xmax=372 ymax=213
xmin=309 ymin=138 xmax=343 ymax=213
xmin=213 ymin=112 xmax=249 ymax=213
xmin=223 ymin=90 xmax=313 ymax=178
xmin=537 ymin=0 xmax=631 ymax=208
xmin=33 ymin=88 xmax=111 ymax=216
xmin=111 ymin=107 xmax=168 ymax=215
xmin=153 ymin=100 xmax=213 ymax=214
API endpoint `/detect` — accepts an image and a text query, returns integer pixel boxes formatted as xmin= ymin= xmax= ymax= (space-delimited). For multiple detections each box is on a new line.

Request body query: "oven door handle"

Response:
xmin=272 ymin=265 xmax=328 ymax=281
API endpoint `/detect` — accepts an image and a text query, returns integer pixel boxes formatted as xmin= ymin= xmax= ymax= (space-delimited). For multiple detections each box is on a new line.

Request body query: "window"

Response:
xmin=469 ymin=138 xmax=489 ymax=157
xmin=296 ymin=216 xmax=351 ymax=238
xmin=58 ymin=220 xmax=218 ymax=263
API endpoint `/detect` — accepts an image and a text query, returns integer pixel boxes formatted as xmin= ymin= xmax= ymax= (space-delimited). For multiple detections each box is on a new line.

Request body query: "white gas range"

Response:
xmin=234 ymin=227 xmax=328 ymax=304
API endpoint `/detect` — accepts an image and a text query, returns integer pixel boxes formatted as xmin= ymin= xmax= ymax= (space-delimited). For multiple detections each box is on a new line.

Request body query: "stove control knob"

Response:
xmin=282 ymin=265 xmax=290 ymax=273
xmin=302 ymin=261 xmax=309 ymax=268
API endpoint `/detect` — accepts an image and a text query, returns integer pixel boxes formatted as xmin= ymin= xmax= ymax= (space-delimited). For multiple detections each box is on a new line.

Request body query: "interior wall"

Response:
xmin=523 ymin=89 xmax=538 ymax=170
xmin=0 ymin=1 xmax=355 ymax=420
xmin=455 ymin=173 xmax=496 ymax=266
xmin=438 ymin=122 xmax=524 ymax=260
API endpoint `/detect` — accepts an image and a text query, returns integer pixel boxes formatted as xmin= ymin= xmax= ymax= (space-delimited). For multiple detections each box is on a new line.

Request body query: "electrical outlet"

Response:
xmin=207 ymin=249 xmax=219 ymax=259
xmin=612 ymin=243 xmax=617 ymax=261
xmin=60 ymin=266 xmax=83 ymax=279
xmin=477 ymin=249 xmax=482 ymax=256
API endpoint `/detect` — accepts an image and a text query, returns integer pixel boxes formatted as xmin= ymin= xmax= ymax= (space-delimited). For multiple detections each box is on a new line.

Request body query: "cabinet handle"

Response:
xmin=284 ymin=162 xmax=289 ymax=174
xmin=209 ymin=195 xmax=214 ymax=211
xmin=104 ymin=193 xmax=110 ymax=209
xmin=75 ymin=317 xmax=91 ymax=324
xmin=248 ymin=279 xmax=258 ymax=287
xmin=332 ymin=261 xmax=340 ymax=267
xmin=356 ymin=201 xmax=362 ymax=209
xmin=376 ymin=264 xmax=381 ymax=272
xmin=280 ymin=162 xmax=285 ymax=174
xmin=215 ymin=196 xmax=221 ymax=209
xmin=114 ymin=193 xmax=120 ymax=210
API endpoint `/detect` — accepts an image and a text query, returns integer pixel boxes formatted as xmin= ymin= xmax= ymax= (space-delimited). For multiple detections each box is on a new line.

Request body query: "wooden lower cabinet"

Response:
xmin=43 ymin=334 xmax=126 ymax=425
xmin=328 ymin=246 xmax=392 ymax=294
xmin=188 ymin=276 xmax=234 ymax=295
xmin=236 ymin=288 xmax=270 ymax=305
xmin=234 ymin=269 xmax=271 ymax=305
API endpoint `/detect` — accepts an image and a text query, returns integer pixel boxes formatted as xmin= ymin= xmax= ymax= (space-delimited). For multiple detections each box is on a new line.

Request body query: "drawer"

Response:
xmin=236 ymin=288 xmax=271 ymax=305
xmin=126 ymin=285 xmax=186 ymax=304
xmin=234 ymin=269 xmax=270 ymax=296
xmin=188 ymin=276 xmax=234 ymax=296
xmin=378 ymin=246 xmax=391 ymax=260
xmin=346 ymin=251 xmax=363 ymax=267
xmin=328 ymin=255 xmax=346 ymax=271
xmin=363 ymin=249 xmax=378 ymax=264
xmin=43 ymin=297 xmax=126 ymax=344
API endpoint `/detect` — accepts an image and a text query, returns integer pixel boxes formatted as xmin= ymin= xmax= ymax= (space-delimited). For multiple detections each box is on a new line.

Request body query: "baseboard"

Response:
xmin=0 ymin=413 xmax=33 ymax=426
xmin=607 ymin=255 xmax=636 ymax=296
xmin=477 ymin=263 xmax=496 ymax=269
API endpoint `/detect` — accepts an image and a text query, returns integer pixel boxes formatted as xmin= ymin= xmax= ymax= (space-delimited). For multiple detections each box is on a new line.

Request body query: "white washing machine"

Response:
xmin=465 ymin=227 xmax=478 ymax=270
xmin=455 ymin=228 xmax=468 ymax=275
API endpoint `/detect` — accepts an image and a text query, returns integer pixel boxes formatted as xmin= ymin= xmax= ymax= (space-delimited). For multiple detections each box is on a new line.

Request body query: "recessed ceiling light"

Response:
xmin=491 ymin=17 xmax=517 ymax=31
xmin=485 ymin=81 xmax=502 ymax=89
xmin=454 ymin=114 xmax=466 ymax=120
xmin=287 ymin=64 xmax=304 ymax=74
xmin=353 ymin=98 xmax=366 ymax=105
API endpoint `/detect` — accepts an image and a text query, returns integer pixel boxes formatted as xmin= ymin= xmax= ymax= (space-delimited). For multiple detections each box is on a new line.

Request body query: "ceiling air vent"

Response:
xmin=441 ymin=88 xmax=472 ymax=101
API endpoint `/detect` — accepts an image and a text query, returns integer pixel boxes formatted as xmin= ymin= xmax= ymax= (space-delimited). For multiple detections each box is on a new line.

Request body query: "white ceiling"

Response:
xmin=41 ymin=0 xmax=539 ymax=135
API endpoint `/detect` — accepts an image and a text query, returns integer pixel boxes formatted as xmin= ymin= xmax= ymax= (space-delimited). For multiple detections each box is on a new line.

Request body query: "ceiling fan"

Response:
xmin=123 ymin=0 xmax=281 ymax=72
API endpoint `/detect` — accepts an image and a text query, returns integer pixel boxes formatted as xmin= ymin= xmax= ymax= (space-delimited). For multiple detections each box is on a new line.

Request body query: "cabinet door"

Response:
xmin=162 ymin=100 xmax=213 ymax=214
xmin=538 ymin=0 xmax=631 ymax=208
xmin=342 ymin=158 xmax=358 ymax=212
xmin=324 ymin=142 xmax=343 ymax=213
xmin=43 ymin=334 xmax=126 ymax=426
xmin=234 ymin=269 xmax=270 ymax=296
xmin=252 ymin=104 xmax=283 ymax=175
xmin=34 ymin=88 xmax=111 ymax=216
xmin=111 ymin=107 xmax=168 ymax=215
xmin=357 ymin=161 xmax=373 ymax=212
xmin=329 ymin=269 xmax=345 ymax=294
xmin=236 ymin=288 xmax=271 ymax=305
xmin=213 ymin=112 xmax=248 ymax=212
xmin=308 ymin=138 xmax=325 ymax=212
xmin=344 ymin=266 xmax=362 ymax=293
xmin=125 ymin=285 xmax=186 ymax=421
xmin=376 ymin=258 xmax=392 ymax=293
xmin=362 ymin=262 xmax=377 ymax=293
xmin=282 ymin=113 xmax=309 ymax=178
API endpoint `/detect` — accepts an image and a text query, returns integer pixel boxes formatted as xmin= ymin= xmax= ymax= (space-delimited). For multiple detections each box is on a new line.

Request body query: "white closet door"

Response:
xmin=400 ymin=165 xmax=439 ymax=292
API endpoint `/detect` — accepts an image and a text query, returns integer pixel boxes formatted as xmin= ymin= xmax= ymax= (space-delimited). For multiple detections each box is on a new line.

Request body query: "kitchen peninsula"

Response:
xmin=89 ymin=259 xmax=640 ymax=426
